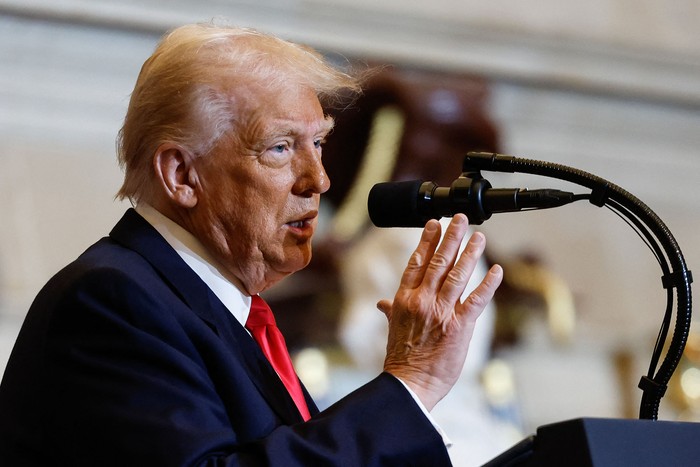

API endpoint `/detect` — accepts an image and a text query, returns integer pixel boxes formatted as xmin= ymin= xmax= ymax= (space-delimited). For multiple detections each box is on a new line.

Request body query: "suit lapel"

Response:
xmin=109 ymin=209 xmax=309 ymax=423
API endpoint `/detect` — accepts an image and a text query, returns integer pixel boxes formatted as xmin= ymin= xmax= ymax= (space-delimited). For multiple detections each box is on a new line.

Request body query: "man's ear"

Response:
xmin=153 ymin=143 xmax=199 ymax=208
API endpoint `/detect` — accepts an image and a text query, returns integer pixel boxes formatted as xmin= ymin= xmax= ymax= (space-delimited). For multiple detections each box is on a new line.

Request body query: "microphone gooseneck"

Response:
xmin=367 ymin=151 xmax=691 ymax=421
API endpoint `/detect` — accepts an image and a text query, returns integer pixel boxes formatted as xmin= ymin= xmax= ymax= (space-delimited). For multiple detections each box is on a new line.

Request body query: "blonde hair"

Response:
xmin=116 ymin=22 xmax=361 ymax=203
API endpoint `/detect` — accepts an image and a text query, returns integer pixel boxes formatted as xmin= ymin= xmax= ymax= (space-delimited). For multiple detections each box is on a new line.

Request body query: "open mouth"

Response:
xmin=287 ymin=220 xmax=309 ymax=229
xmin=285 ymin=212 xmax=317 ymax=234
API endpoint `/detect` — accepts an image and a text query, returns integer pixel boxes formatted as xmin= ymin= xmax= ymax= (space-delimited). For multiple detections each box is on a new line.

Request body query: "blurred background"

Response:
xmin=1 ymin=1 xmax=699 ymax=465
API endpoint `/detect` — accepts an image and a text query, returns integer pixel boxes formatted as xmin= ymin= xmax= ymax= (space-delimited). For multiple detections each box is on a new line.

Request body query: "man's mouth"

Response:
xmin=285 ymin=211 xmax=318 ymax=235
xmin=287 ymin=220 xmax=309 ymax=229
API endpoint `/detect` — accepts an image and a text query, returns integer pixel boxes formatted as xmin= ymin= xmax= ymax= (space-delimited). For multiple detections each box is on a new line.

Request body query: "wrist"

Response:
xmin=383 ymin=366 xmax=445 ymax=411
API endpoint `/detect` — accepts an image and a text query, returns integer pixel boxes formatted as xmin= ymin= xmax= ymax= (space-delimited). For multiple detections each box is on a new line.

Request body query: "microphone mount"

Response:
xmin=415 ymin=173 xmax=495 ymax=225
xmin=426 ymin=168 xmax=582 ymax=225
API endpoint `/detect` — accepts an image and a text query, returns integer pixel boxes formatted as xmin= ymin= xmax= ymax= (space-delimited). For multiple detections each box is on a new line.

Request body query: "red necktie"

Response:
xmin=246 ymin=295 xmax=311 ymax=421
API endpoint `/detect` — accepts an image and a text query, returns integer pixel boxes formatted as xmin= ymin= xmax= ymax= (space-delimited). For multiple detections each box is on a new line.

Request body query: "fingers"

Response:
xmin=458 ymin=263 xmax=503 ymax=321
xmin=436 ymin=229 xmax=486 ymax=308
xmin=394 ymin=214 xmax=498 ymax=317
xmin=421 ymin=215 xmax=470 ymax=294
xmin=397 ymin=219 xmax=442 ymax=290
xmin=398 ymin=215 xmax=473 ymax=292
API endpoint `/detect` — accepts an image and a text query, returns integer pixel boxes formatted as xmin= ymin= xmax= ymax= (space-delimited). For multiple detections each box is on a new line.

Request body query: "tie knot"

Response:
xmin=246 ymin=295 xmax=277 ymax=328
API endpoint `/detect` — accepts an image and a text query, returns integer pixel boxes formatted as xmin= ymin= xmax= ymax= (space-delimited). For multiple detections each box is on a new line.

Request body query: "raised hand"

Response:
xmin=380 ymin=214 xmax=503 ymax=411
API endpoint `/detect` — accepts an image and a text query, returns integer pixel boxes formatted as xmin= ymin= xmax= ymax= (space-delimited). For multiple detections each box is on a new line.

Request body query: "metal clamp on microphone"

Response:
xmin=368 ymin=173 xmax=577 ymax=227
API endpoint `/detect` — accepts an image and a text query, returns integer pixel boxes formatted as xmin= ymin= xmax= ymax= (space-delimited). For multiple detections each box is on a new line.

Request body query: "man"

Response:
xmin=0 ymin=23 xmax=503 ymax=465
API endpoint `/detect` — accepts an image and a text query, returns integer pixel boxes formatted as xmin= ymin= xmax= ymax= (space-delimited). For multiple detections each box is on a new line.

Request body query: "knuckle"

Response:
xmin=428 ymin=251 xmax=453 ymax=270
xmin=464 ymin=242 xmax=483 ymax=258
xmin=443 ymin=228 xmax=461 ymax=243
xmin=405 ymin=294 xmax=424 ymax=314
xmin=446 ymin=267 xmax=469 ymax=286
xmin=465 ymin=290 xmax=487 ymax=309
xmin=406 ymin=250 xmax=425 ymax=270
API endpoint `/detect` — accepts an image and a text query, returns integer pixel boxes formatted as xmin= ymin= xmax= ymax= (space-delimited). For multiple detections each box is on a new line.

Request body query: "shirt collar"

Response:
xmin=135 ymin=203 xmax=251 ymax=326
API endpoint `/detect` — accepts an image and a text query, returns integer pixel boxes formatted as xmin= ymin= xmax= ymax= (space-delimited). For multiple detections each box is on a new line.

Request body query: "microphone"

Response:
xmin=368 ymin=176 xmax=577 ymax=227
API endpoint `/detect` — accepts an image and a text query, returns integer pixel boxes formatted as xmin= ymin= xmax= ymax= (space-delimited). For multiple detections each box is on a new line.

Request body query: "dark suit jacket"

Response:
xmin=0 ymin=209 xmax=451 ymax=466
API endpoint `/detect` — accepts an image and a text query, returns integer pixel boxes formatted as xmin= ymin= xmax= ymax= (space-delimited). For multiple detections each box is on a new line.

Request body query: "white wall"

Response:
xmin=1 ymin=0 xmax=699 ymax=441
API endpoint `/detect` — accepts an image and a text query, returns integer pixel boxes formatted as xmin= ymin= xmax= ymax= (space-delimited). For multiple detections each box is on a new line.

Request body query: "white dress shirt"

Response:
xmin=135 ymin=204 xmax=252 ymax=326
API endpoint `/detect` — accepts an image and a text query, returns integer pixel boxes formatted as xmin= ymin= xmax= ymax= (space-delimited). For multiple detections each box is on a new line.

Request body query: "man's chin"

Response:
xmin=271 ymin=245 xmax=313 ymax=277
xmin=292 ymin=245 xmax=314 ymax=271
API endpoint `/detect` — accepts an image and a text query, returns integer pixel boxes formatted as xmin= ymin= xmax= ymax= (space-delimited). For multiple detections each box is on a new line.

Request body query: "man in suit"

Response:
xmin=0 ymin=23 xmax=503 ymax=465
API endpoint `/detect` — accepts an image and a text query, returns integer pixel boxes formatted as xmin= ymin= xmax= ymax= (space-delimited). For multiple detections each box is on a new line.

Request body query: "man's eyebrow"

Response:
xmin=262 ymin=116 xmax=335 ymax=140
xmin=319 ymin=116 xmax=335 ymax=135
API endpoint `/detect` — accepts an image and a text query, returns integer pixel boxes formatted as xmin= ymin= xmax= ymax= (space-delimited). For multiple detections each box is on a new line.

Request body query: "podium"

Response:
xmin=483 ymin=417 xmax=700 ymax=466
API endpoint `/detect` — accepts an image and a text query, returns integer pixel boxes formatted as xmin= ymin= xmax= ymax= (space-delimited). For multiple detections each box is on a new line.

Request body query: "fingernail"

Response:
xmin=453 ymin=214 xmax=466 ymax=225
xmin=425 ymin=220 xmax=438 ymax=232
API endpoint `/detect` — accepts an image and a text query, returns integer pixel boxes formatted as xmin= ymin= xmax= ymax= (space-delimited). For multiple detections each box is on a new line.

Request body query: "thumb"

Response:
xmin=377 ymin=299 xmax=393 ymax=319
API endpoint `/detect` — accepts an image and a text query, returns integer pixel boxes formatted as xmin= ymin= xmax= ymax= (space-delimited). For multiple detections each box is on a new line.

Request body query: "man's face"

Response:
xmin=190 ymin=84 xmax=334 ymax=294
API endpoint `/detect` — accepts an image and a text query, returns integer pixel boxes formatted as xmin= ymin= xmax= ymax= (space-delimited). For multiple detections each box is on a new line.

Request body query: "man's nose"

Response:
xmin=293 ymin=148 xmax=330 ymax=196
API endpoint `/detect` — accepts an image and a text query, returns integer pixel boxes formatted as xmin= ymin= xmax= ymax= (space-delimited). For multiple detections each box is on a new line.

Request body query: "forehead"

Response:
xmin=241 ymin=85 xmax=334 ymax=141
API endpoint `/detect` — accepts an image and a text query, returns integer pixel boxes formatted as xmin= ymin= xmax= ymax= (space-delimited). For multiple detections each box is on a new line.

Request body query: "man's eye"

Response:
xmin=271 ymin=143 xmax=288 ymax=153
xmin=314 ymin=138 xmax=325 ymax=149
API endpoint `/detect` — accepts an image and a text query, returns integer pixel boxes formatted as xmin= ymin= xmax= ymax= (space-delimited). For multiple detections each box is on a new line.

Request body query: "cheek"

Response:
xmin=226 ymin=193 xmax=283 ymax=245
xmin=204 ymin=166 xmax=295 ymax=242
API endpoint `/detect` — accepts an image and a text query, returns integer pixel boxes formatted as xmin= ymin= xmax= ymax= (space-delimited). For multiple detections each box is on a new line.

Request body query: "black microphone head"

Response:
xmin=368 ymin=180 xmax=427 ymax=228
